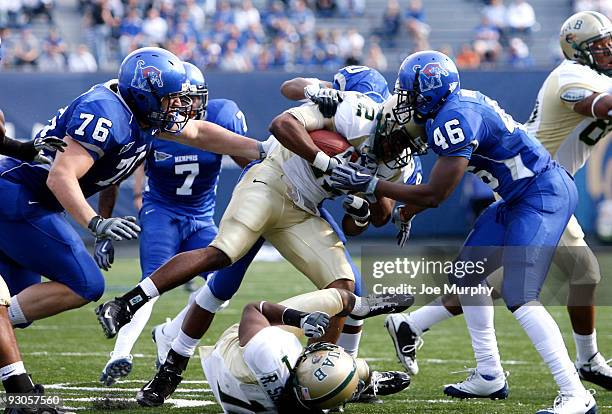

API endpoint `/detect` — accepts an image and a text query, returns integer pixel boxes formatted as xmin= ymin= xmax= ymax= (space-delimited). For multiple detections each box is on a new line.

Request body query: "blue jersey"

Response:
xmin=144 ymin=99 xmax=247 ymax=217
xmin=426 ymin=89 xmax=553 ymax=202
xmin=333 ymin=66 xmax=390 ymax=104
xmin=0 ymin=80 xmax=153 ymax=212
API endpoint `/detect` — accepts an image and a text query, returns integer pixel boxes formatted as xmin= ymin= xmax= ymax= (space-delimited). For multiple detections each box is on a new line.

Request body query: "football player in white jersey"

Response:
xmin=95 ymin=91 xmax=423 ymax=405
xmin=385 ymin=10 xmax=612 ymax=393
xmin=200 ymin=288 xmax=411 ymax=414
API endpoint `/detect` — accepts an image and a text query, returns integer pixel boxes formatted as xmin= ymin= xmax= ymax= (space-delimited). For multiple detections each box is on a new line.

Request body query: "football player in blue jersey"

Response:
xmin=0 ymin=47 xmax=268 ymax=330
xmin=95 ymin=62 xmax=253 ymax=386
xmin=330 ymin=51 xmax=597 ymax=414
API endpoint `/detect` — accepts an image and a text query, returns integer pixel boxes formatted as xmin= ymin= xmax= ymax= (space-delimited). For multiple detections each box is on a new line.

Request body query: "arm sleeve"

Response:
xmin=284 ymin=103 xmax=328 ymax=131
xmin=0 ymin=136 xmax=38 ymax=161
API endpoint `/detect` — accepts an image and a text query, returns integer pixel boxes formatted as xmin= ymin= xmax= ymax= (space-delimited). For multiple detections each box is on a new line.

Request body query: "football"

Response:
xmin=309 ymin=129 xmax=358 ymax=161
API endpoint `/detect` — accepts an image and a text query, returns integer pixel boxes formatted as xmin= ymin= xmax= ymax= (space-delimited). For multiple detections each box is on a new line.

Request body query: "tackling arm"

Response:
xmin=159 ymin=120 xmax=262 ymax=160
xmin=46 ymin=136 xmax=97 ymax=228
xmin=375 ymin=156 xmax=469 ymax=214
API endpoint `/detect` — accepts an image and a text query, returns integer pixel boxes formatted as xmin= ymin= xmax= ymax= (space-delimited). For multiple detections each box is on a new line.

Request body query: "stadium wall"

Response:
xmin=0 ymin=71 xmax=607 ymax=238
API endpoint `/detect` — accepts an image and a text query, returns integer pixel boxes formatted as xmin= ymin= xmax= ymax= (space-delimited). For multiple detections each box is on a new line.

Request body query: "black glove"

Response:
xmin=305 ymin=86 xmax=343 ymax=118
xmin=94 ymin=238 xmax=114 ymax=271
xmin=32 ymin=136 xmax=67 ymax=164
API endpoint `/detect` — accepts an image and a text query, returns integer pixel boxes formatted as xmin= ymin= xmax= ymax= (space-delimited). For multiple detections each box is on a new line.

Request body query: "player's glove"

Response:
xmin=88 ymin=215 xmax=141 ymax=241
xmin=312 ymin=146 xmax=356 ymax=174
xmin=343 ymin=195 xmax=370 ymax=226
xmin=305 ymin=85 xmax=343 ymax=118
xmin=32 ymin=136 xmax=67 ymax=164
xmin=392 ymin=205 xmax=413 ymax=248
xmin=94 ymin=237 xmax=115 ymax=271
xmin=300 ymin=311 xmax=330 ymax=338
xmin=330 ymin=162 xmax=379 ymax=196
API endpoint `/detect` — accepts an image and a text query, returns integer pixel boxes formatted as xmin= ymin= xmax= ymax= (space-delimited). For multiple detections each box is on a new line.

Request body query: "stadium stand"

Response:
xmin=0 ymin=0 xmax=599 ymax=72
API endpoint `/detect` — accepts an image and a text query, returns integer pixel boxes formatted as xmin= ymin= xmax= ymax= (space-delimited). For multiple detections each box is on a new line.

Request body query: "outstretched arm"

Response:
xmin=160 ymin=120 xmax=263 ymax=160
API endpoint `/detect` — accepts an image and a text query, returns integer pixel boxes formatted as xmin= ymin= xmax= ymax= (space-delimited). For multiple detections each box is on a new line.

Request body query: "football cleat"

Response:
xmin=95 ymin=298 xmax=133 ymax=339
xmin=152 ymin=322 xmax=173 ymax=368
xmin=100 ymin=353 xmax=133 ymax=386
xmin=136 ymin=364 xmax=183 ymax=407
xmin=443 ymin=368 xmax=509 ymax=400
xmin=576 ymin=352 xmax=612 ymax=390
xmin=349 ymin=293 xmax=414 ymax=320
xmin=535 ymin=389 xmax=597 ymax=414
xmin=136 ymin=350 xmax=188 ymax=407
xmin=384 ymin=313 xmax=423 ymax=375
xmin=353 ymin=371 xmax=411 ymax=403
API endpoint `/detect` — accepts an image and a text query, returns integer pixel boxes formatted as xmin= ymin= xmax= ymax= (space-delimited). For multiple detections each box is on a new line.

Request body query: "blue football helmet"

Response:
xmin=118 ymin=47 xmax=191 ymax=133
xmin=394 ymin=50 xmax=460 ymax=123
xmin=183 ymin=62 xmax=208 ymax=120
xmin=333 ymin=65 xmax=391 ymax=103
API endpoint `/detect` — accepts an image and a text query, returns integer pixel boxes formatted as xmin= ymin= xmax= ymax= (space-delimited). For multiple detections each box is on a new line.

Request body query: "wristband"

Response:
xmin=591 ymin=92 xmax=609 ymax=118
xmin=354 ymin=219 xmax=369 ymax=228
xmin=256 ymin=141 xmax=266 ymax=160
xmin=312 ymin=151 xmax=331 ymax=172
xmin=88 ymin=215 xmax=103 ymax=233
xmin=364 ymin=176 xmax=379 ymax=203
xmin=281 ymin=308 xmax=308 ymax=328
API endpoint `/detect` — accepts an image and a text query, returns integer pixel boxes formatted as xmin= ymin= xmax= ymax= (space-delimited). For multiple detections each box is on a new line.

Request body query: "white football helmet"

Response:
xmin=560 ymin=11 xmax=612 ymax=75
xmin=290 ymin=342 xmax=359 ymax=410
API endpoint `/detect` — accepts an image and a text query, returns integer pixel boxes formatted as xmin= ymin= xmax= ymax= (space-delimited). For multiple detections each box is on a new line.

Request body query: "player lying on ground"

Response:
xmin=95 ymin=85 xmax=424 ymax=405
xmin=0 ymin=46 xmax=271 ymax=330
xmin=156 ymin=288 xmax=413 ymax=411
xmin=330 ymin=50 xmax=597 ymax=414
xmin=95 ymin=62 xmax=254 ymax=385
xmin=385 ymin=10 xmax=612 ymax=391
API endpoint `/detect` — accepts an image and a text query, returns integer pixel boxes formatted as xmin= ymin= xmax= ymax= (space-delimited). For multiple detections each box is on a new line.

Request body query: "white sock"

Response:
xmin=139 ymin=278 xmax=160 ymax=299
xmin=112 ymin=297 xmax=158 ymax=358
xmin=171 ymin=329 xmax=200 ymax=358
xmin=409 ymin=297 xmax=454 ymax=334
xmin=337 ymin=317 xmax=363 ymax=358
xmin=195 ymin=283 xmax=226 ymax=313
xmin=573 ymin=331 xmax=598 ymax=365
xmin=7 ymin=296 xmax=27 ymax=326
xmin=461 ymin=295 xmax=503 ymax=378
xmin=0 ymin=361 xmax=26 ymax=381
xmin=163 ymin=288 xmax=201 ymax=340
xmin=514 ymin=303 xmax=584 ymax=393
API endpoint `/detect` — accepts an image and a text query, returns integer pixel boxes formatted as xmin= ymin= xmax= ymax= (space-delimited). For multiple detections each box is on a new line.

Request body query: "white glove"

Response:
xmin=392 ymin=205 xmax=413 ymax=248
xmin=300 ymin=311 xmax=330 ymax=338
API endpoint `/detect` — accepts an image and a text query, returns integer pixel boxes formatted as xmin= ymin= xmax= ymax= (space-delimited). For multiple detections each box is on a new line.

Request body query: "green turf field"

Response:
xmin=14 ymin=257 xmax=612 ymax=413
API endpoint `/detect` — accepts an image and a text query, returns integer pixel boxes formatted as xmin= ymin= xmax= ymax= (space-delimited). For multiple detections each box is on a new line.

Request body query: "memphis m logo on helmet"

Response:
xmin=394 ymin=50 xmax=461 ymax=123
xmin=414 ymin=62 xmax=449 ymax=92
xmin=131 ymin=60 xmax=164 ymax=92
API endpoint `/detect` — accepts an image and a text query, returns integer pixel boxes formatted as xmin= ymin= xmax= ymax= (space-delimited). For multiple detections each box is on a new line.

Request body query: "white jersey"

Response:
xmin=272 ymin=92 xmax=424 ymax=214
xmin=525 ymin=60 xmax=612 ymax=175
xmin=201 ymin=325 xmax=303 ymax=414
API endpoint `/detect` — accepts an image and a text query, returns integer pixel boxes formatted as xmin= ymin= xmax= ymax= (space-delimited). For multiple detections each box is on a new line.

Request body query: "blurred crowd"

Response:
xmin=0 ymin=0 xmax=381 ymax=72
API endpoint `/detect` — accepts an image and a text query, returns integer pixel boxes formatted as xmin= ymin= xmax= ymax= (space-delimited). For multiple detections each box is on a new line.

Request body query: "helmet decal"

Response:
xmin=131 ymin=60 xmax=164 ymax=92
xmin=415 ymin=62 xmax=449 ymax=92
